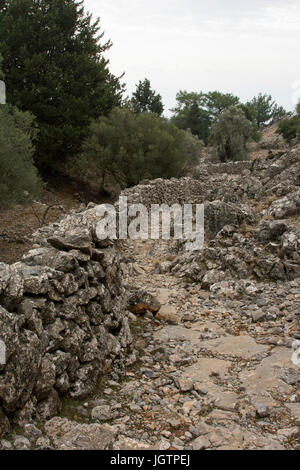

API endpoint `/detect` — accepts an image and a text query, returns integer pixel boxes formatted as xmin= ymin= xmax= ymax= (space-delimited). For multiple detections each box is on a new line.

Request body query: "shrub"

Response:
xmin=81 ymin=108 xmax=203 ymax=188
xmin=0 ymin=104 xmax=41 ymax=208
xmin=277 ymin=116 xmax=300 ymax=143
xmin=209 ymin=106 xmax=258 ymax=162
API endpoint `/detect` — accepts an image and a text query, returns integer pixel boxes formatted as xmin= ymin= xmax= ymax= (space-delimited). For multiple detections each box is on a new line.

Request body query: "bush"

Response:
xmin=209 ymin=106 xmax=258 ymax=162
xmin=0 ymin=104 xmax=41 ymax=208
xmin=277 ymin=116 xmax=300 ymax=143
xmin=81 ymin=108 xmax=203 ymax=188
xmin=277 ymin=101 xmax=300 ymax=143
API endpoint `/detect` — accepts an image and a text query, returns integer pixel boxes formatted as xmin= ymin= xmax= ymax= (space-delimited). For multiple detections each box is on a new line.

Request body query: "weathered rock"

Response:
xmin=48 ymin=228 xmax=92 ymax=254
xmin=156 ymin=305 xmax=180 ymax=324
xmin=127 ymin=289 xmax=161 ymax=315
xmin=13 ymin=436 xmax=31 ymax=450
xmin=113 ymin=437 xmax=154 ymax=450
xmin=91 ymin=405 xmax=113 ymax=422
xmin=44 ymin=417 xmax=117 ymax=450
xmin=190 ymin=436 xmax=211 ymax=450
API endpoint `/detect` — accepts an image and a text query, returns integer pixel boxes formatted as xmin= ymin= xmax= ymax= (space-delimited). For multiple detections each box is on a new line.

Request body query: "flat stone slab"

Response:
xmin=154 ymin=324 xmax=201 ymax=345
xmin=182 ymin=357 xmax=232 ymax=381
xmin=181 ymin=358 xmax=238 ymax=410
xmin=154 ymin=321 xmax=225 ymax=346
xmin=201 ymin=335 xmax=269 ymax=359
xmin=44 ymin=417 xmax=117 ymax=450
xmin=240 ymin=347 xmax=294 ymax=399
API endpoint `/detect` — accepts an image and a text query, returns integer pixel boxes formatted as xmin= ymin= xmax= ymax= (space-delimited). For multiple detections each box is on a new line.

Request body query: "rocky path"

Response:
xmin=2 ymin=237 xmax=299 ymax=451
xmin=19 ymin=238 xmax=297 ymax=451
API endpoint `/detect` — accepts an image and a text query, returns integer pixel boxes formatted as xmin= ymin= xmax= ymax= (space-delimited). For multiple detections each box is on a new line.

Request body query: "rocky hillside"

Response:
xmin=0 ymin=124 xmax=299 ymax=450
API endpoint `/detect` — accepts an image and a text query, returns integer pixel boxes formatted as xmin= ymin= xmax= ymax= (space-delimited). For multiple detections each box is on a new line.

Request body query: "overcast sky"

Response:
xmin=85 ymin=0 xmax=300 ymax=116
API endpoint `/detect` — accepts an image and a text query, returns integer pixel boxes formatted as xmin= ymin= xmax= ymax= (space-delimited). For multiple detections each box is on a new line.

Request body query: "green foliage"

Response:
xmin=272 ymin=104 xmax=289 ymax=122
xmin=0 ymin=0 xmax=124 ymax=173
xmin=182 ymin=129 xmax=205 ymax=171
xmin=276 ymin=100 xmax=300 ymax=143
xmin=277 ymin=116 xmax=300 ymax=143
xmin=209 ymin=106 xmax=256 ymax=162
xmin=82 ymin=108 xmax=202 ymax=187
xmin=205 ymin=91 xmax=240 ymax=119
xmin=246 ymin=93 xmax=287 ymax=127
xmin=171 ymin=98 xmax=211 ymax=145
xmin=0 ymin=104 xmax=41 ymax=208
xmin=130 ymin=78 xmax=164 ymax=116
xmin=171 ymin=90 xmax=240 ymax=143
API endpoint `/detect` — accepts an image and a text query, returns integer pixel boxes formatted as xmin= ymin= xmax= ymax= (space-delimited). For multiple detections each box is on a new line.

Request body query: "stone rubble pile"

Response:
xmin=0 ymin=125 xmax=299 ymax=450
xmin=121 ymin=141 xmax=300 ymax=286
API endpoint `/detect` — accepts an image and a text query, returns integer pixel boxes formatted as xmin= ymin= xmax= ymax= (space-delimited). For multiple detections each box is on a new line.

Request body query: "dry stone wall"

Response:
xmin=0 ymin=206 xmax=133 ymax=436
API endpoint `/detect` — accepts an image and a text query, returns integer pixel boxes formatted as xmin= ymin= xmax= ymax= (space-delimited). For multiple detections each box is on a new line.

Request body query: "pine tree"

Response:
xmin=246 ymin=93 xmax=287 ymax=127
xmin=0 ymin=0 xmax=124 ymax=173
xmin=131 ymin=78 xmax=164 ymax=116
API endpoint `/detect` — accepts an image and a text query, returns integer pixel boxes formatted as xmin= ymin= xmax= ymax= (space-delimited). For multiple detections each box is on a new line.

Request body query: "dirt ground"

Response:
xmin=0 ymin=178 xmax=85 ymax=264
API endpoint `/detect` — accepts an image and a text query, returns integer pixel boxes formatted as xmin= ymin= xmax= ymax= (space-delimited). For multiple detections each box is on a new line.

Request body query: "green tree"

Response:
xmin=171 ymin=98 xmax=211 ymax=144
xmin=209 ymin=106 xmax=258 ymax=162
xmin=272 ymin=104 xmax=289 ymax=122
xmin=171 ymin=90 xmax=240 ymax=143
xmin=0 ymin=0 xmax=124 ymax=173
xmin=0 ymin=104 xmax=41 ymax=208
xmin=205 ymin=91 xmax=240 ymax=119
xmin=246 ymin=93 xmax=287 ymax=127
xmin=81 ymin=108 xmax=202 ymax=187
xmin=130 ymin=78 xmax=164 ymax=115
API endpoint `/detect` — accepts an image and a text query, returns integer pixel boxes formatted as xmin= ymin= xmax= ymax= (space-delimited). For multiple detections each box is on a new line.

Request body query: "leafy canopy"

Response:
xmin=209 ymin=106 xmax=259 ymax=162
xmin=246 ymin=93 xmax=287 ymax=127
xmin=171 ymin=90 xmax=240 ymax=143
xmin=82 ymin=108 xmax=203 ymax=187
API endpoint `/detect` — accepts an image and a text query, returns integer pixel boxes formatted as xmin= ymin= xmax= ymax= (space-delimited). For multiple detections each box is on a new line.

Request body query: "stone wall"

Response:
xmin=0 ymin=206 xmax=133 ymax=436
